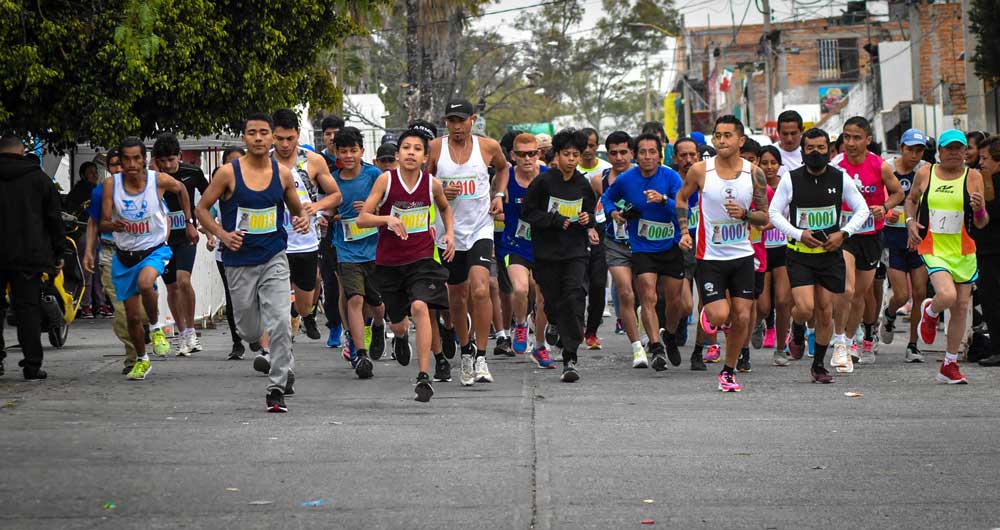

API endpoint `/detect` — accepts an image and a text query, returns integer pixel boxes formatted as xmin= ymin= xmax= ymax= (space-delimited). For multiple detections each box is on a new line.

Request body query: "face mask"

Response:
xmin=803 ymin=151 xmax=829 ymax=170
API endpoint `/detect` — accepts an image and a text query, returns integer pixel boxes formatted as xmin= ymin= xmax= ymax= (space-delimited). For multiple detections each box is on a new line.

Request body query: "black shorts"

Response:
xmin=875 ymin=259 xmax=887 ymax=280
xmin=765 ymin=246 xmax=786 ymax=271
xmin=337 ymin=261 xmax=382 ymax=307
xmin=377 ymin=258 xmax=450 ymax=324
xmin=888 ymin=247 xmax=923 ymax=271
xmin=755 ymin=271 xmax=766 ymax=299
xmin=287 ymin=251 xmax=319 ymax=291
xmin=163 ymin=242 xmax=196 ymax=285
xmin=696 ymin=255 xmax=756 ymax=304
xmin=843 ymin=233 xmax=882 ymax=271
xmin=786 ymin=249 xmax=846 ymax=294
xmin=632 ymin=246 xmax=685 ymax=279
xmin=442 ymin=238 xmax=494 ymax=285
xmin=496 ymin=250 xmax=513 ymax=294
xmin=506 ymin=253 xmax=533 ymax=271
xmin=683 ymin=245 xmax=697 ymax=280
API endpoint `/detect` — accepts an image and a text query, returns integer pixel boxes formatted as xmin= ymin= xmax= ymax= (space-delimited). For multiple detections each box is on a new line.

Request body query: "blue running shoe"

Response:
xmin=531 ymin=346 xmax=557 ymax=369
xmin=327 ymin=323 xmax=343 ymax=348
xmin=806 ymin=327 xmax=816 ymax=358
xmin=512 ymin=323 xmax=529 ymax=354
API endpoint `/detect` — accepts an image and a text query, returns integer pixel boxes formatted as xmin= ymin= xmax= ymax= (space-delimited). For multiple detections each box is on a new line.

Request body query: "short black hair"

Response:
xmin=967 ymin=130 xmax=988 ymax=148
xmin=0 ymin=135 xmax=23 ymax=151
xmin=397 ymin=129 xmax=429 ymax=153
xmin=551 ymin=129 xmax=588 ymax=154
xmin=833 ymin=134 xmax=844 ymax=151
xmin=118 ymin=136 xmax=147 ymax=158
xmin=634 ymin=132 xmax=663 ymax=155
xmin=641 ymin=121 xmax=668 ymax=143
xmin=243 ymin=112 xmax=274 ymax=132
xmin=79 ymin=161 xmax=97 ymax=174
xmin=673 ymin=136 xmax=697 ymax=152
xmin=758 ymin=145 xmax=781 ymax=164
xmin=321 ymin=115 xmax=345 ymax=133
xmin=777 ymin=110 xmax=804 ymax=131
xmin=222 ymin=146 xmax=245 ymax=160
xmin=800 ymin=127 xmax=831 ymax=149
xmin=604 ymin=130 xmax=633 ymax=151
xmin=741 ymin=137 xmax=761 ymax=154
xmin=272 ymin=108 xmax=299 ymax=131
xmin=713 ymin=114 xmax=745 ymax=136
xmin=107 ymin=148 xmax=121 ymax=164
xmin=151 ymin=132 xmax=181 ymax=158
xmin=580 ymin=127 xmax=599 ymax=144
xmin=500 ymin=130 xmax=524 ymax=161
xmin=843 ymin=116 xmax=871 ymax=136
xmin=333 ymin=126 xmax=365 ymax=150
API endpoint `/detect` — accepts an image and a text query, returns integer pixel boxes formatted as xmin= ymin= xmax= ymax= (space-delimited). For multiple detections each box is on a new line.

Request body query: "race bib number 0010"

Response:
xmin=391 ymin=205 xmax=430 ymax=234
xmin=441 ymin=175 xmax=480 ymax=200
xmin=547 ymin=197 xmax=583 ymax=222
xmin=237 ymin=206 xmax=278 ymax=234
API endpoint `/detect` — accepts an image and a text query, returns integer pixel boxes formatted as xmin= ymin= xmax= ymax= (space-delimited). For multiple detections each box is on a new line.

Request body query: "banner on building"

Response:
xmin=819 ymin=86 xmax=851 ymax=116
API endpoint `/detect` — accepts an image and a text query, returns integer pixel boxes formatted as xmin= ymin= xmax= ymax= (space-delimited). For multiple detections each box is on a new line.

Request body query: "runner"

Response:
xmin=676 ymin=115 xmax=770 ymax=392
xmin=830 ymin=116 xmax=904 ymax=370
xmin=356 ymin=130 xmax=456 ymax=401
xmin=318 ymin=115 xmax=346 ymax=348
xmin=100 ymin=137 xmax=196 ymax=380
xmin=905 ymin=129 xmax=989 ymax=384
xmin=879 ymin=129 xmax=929 ymax=362
xmin=603 ymin=132 xmax=685 ymax=371
xmin=151 ymin=133 xmax=206 ymax=356
xmin=775 ymin=110 xmax=804 ymax=176
xmin=739 ymin=139 xmax=765 ymax=373
xmin=768 ymin=128 xmax=870 ymax=384
xmin=756 ymin=145 xmax=793 ymax=366
xmin=427 ymin=97 xmax=509 ymax=387
xmin=521 ymin=129 xmax=598 ymax=382
xmin=195 ymin=113 xmax=316 ymax=413
xmin=974 ymin=135 xmax=1000 ymax=366
xmin=375 ymin=143 xmax=398 ymax=173
xmin=578 ymin=128 xmax=611 ymax=349
xmin=207 ymin=147 xmax=248 ymax=360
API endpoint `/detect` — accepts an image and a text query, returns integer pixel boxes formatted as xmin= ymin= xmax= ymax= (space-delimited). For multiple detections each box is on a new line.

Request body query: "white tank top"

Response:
xmin=434 ymin=135 xmax=493 ymax=251
xmin=696 ymin=157 xmax=755 ymax=261
xmin=283 ymin=152 xmax=320 ymax=254
xmin=112 ymin=170 xmax=169 ymax=252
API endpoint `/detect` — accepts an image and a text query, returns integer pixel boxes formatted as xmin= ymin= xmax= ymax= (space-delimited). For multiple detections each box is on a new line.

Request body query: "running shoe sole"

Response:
xmin=414 ymin=381 xmax=434 ymax=402
xmin=935 ymin=372 xmax=968 ymax=384
xmin=355 ymin=357 xmax=374 ymax=379
xmin=918 ymin=299 xmax=936 ymax=345
xmin=651 ymin=354 xmax=668 ymax=372
xmin=253 ymin=355 xmax=270 ymax=374
xmin=561 ymin=369 xmax=580 ymax=383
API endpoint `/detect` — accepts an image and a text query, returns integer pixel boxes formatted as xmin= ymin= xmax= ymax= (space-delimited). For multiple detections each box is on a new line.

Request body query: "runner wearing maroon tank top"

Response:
xmin=357 ymin=130 xmax=456 ymax=402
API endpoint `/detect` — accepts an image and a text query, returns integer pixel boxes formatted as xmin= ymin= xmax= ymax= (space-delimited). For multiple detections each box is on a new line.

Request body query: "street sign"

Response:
xmin=507 ymin=122 xmax=554 ymax=135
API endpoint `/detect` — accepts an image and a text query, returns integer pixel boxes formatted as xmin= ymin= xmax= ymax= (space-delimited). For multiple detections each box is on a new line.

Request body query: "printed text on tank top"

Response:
xmin=836 ymin=152 xmax=883 ymax=234
xmin=113 ymin=171 xmax=169 ymax=251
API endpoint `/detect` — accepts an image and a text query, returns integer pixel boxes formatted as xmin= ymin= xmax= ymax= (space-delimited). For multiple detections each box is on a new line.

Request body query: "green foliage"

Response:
xmin=0 ymin=0 xmax=385 ymax=151
xmin=969 ymin=0 xmax=1000 ymax=83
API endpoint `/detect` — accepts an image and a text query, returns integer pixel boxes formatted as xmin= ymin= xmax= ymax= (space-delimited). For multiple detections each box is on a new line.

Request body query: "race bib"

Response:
xmin=341 ymin=218 xmax=378 ymax=242
xmin=795 ymin=206 xmax=837 ymax=231
xmin=548 ymin=197 xmax=583 ymax=222
xmin=613 ymin=220 xmax=628 ymax=240
xmin=929 ymin=209 xmax=963 ymax=235
xmin=764 ymin=227 xmax=786 ymax=248
xmin=440 ymin=175 xmax=480 ymax=200
xmin=885 ymin=206 xmax=906 ymax=228
xmin=167 ymin=210 xmax=186 ymax=231
xmin=391 ymin=204 xmax=430 ymax=234
xmin=707 ymin=219 xmax=748 ymax=245
xmin=515 ymin=219 xmax=532 ymax=241
xmin=637 ymin=218 xmax=675 ymax=241
xmin=841 ymin=208 xmax=875 ymax=234
xmin=494 ymin=218 xmax=505 ymax=232
xmin=750 ymin=226 xmax=763 ymax=244
xmin=688 ymin=205 xmax=700 ymax=231
xmin=120 ymin=216 xmax=152 ymax=235
xmin=237 ymin=206 xmax=278 ymax=234
xmin=595 ymin=201 xmax=607 ymax=224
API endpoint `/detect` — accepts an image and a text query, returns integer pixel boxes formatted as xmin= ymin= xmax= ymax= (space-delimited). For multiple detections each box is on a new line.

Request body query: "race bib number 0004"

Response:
xmin=168 ymin=210 xmax=186 ymax=231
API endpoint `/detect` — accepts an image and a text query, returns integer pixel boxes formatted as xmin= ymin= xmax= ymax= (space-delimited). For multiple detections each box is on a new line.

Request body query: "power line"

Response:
xmin=371 ymin=0 xmax=569 ymax=34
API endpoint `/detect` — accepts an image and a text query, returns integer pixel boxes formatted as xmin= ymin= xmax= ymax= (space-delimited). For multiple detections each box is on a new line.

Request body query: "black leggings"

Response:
xmin=319 ymin=230 xmax=342 ymax=329
xmin=215 ymin=261 xmax=242 ymax=345
xmin=585 ymin=241 xmax=607 ymax=335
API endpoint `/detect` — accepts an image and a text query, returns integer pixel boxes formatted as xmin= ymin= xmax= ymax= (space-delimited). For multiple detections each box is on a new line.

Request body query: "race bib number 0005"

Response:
xmin=637 ymin=218 xmax=675 ymax=241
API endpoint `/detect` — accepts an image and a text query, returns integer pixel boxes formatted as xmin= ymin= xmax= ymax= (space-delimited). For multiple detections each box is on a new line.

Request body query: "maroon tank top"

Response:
xmin=376 ymin=169 xmax=435 ymax=266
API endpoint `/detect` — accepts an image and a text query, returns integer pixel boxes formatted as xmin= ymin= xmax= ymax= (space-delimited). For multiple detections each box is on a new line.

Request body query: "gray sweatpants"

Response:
xmin=226 ymin=252 xmax=294 ymax=393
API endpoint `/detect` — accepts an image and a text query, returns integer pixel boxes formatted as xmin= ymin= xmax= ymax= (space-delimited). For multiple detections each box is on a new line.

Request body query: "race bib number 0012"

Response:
xmin=391 ymin=205 xmax=430 ymax=234
xmin=237 ymin=206 xmax=278 ymax=234
xmin=547 ymin=197 xmax=583 ymax=222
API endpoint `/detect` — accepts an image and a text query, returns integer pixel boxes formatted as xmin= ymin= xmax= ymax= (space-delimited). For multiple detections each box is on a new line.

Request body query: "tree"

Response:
xmin=969 ymin=0 xmax=1000 ymax=83
xmin=0 ymin=0 xmax=385 ymax=150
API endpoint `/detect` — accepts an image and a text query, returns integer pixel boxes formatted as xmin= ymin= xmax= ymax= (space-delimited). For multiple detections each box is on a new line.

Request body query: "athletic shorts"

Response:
xmin=923 ymin=253 xmax=979 ymax=284
xmin=442 ymin=238 xmax=494 ymax=285
xmin=506 ymin=253 xmax=533 ymax=271
xmin=604 ymin=238 xmax=632 ymax=268
xmin=696 ymin=255 xmax=756 ymax=304
xmin=754 ymin=271 xmax=766 ymax=299
xmin=633 ymin=246 xmax=685 ymax=279
xmin=377 ymin=258 xmax=450 ymax=324
xmin=111 ymin=245 xmax=172 ymax=302
xmin=287 ymin=251 xmax=319 ymax=291
xmin=337 ymin=261 xmax=382 ymax=307
xmin=683 ymin=245 xmax=697 ymax=280
xmin=765 ymin=246 xmax=786 ymax=271
xmin=495 ymin=251 xmax=513 ymax=293
xmin=888 ymin=248 xmax=923 ymax=271
xmin=786 ymin=249 xmax=846 ymax=294
xmin=162 ymin=242 xmax=196 ymax=285
xmin=875 ymin=259 xmax=887 ymax=281
xmin=843 ymin=233 xmax=882 ymax=271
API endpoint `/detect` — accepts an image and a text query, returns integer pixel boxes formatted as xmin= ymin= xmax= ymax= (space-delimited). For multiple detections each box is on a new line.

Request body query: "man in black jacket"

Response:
xmin=0 ymin=135 xmax=66 ymax=379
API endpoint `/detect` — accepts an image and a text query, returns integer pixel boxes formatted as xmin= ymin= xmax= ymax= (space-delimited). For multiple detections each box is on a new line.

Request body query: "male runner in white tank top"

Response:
xmin=676 ymin=115 xmax=770 ymax=393
xmin=428 ymin=97 xmax=509 ymax=387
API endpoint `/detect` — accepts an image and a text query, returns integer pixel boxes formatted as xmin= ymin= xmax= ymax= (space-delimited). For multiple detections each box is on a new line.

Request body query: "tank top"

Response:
xmin=883 ymin=160 xmax=925 ymax=249
xmin=917 ymin=165 xmax=976 ymax=258
xmin=501 ymin=171 xmax=535 ymax=262
xmin=220 ymin=159 xmax=287 ymax=267
xmin=376 ymin=169 xmax=435 ymax=266
xmin=836 ymin=152 xmax=884 ymax=235
xmin=763 ymin=183 xmax=787 ymax=249
xmin=112 ymin=170 xmax=169 ymax=252
xmin=434 ymin=135 xmax=493 ymax=250
xmin=695 ymin=157 xmax=754 ymax=261
xmin=281 ymin=151 xmax=320 ymax=253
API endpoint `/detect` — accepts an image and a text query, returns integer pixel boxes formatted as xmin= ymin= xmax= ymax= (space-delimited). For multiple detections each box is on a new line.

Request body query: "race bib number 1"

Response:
xmin=237 ymin=206 xmax=278 ymax=234
xmin=391 ymin=205 xmax=430 ymax=234
xmin=548 ymin=197 xmax=583 ymax=222
xmin=929 ymin=209 xmax=963 ymax=235
xmin=168 ymin=210 xmax=186 ymax=231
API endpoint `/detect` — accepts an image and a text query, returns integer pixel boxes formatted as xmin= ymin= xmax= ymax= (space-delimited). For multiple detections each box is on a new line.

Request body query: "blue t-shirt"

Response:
xmin=602 ymin=165 xmax=683 ymax=253
xmin=87 ymin=182 xmax=114 ymax=242
xmin=332 ymin=163 xmax=382 ymax=263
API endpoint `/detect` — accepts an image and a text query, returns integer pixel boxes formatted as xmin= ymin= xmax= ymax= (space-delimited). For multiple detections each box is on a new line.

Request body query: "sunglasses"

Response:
xmin=513 ymin=150 xmax=539 ymax=158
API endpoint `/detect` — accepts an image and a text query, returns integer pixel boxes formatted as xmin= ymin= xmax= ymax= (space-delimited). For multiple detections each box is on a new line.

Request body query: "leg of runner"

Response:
xmin=831 ymin=251 xmax=859 ymax=368
xmin=773 ymin=266 xmax=793 ymax=355
xmin=584 ymin=244 xmax=607 ymax=349
xmin=635 ymin=272 xmax=665 ymax=368
xmin=860 ymin=268 xmax=882 ymax=364
xmin=609 ymin=264 xmax=645 ymax=368
xmin=529 ymin=278 xmax=556 ymax=368
xmin=508 ymin=262 xmax=532 ymax=354
xmin=922 ymin=272 xmax=971 ymax=383
xmin=101 ymin=246 xmax=142 ymax=373
xmin=884 ymin=266 xmax=909 ymax=344
xmin=216 ymin=260 xmax=245 ymax=360
xmin=535 ymin=257 xmax=587 ymax=382
xmin=320 ymin=241 xmax=343 ymax=348
xmin=489 ymin=276 xmax=512 ymax=356
xmin=845 ymin=264 xmax=877 ymax=360
xmin=658 ymin=276 xmax=684 ymax=366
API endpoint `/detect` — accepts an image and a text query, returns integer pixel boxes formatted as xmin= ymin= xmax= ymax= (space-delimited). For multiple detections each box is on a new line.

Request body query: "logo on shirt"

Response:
xmin=934 ymin=184 xmax=956 ymax=193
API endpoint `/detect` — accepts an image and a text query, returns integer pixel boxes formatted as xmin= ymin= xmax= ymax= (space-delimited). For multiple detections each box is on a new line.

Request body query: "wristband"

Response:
xmin=975 ymin=208 xmax=988 ymax=220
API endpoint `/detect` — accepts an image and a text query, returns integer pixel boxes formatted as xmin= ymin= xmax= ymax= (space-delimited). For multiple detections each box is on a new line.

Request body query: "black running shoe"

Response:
xmin=493 ymin=336 xmax=515 ymax=357
xmin=737 ymin=350 xmax=752 ymax=373
xmin=690 ymin=351 xmax=707 ymax=371
xmin=250 ymin=341 xmax=262 ymax=353
xmin=393 ymin=337 xmax=411 ymax=366
xmin=303 ymin=315 xmax=321 ymax=340
xmin=440 ymin=325 xmax=456 ymax=359
xmin=433 ymin=356 xmax=452 ymax=382
xmin=266 ymin=389 xmax=287 ymax=413
xmin=355 ymin=352 xmax=374 ymax=379
xmin=544 ymin=324 xmax=560 ymax=347
xmin=0 ymin=357 xmax=4 ymax=376
xmin=370 ymin=325 xmax=386 ymax=360
xmin=662 ymin=331 xmax=682 ymax=366
xmin=23 ymin=368 xmax=47 ymax=380
xmin=253 ymin=353 xmax=270 ymax=374
xmin=649 ymin=343 xmax=668 ymax=372
xmin=414 ymin=373 xmax=434 ymax=402
xmin=560 ymin=361 xmax=580 ymax=383
xmin=228 ymin=342 xmax=245 ymax=360
xmin=285 ymin=371 xmax=295 ymax=395
xmin=144 ymin=324 xmax=151 ymax=345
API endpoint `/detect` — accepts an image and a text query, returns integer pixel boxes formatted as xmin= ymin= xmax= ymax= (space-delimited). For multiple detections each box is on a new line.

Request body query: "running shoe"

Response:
xmin=460 ymin=353 xmax=476 ymax=386
xmin=737 ymin=350 xmax=752 ymax=373
xmin=177 ymin=337 xmax=193 ymax=357
xmin=854 ymin=325 xmax=864 ymax=350
xmin=266 ymin=389 xmax=287 ymax=413
xmin=905 ymin=344 xmax=925 ymax=363
xmin=188 ymin=332 xmax=202 ymax=353
xmin=253 ymin=353 xmax=271 ymax=374
xmin=531 ymin=346 xmax=556 ymax=369
xmin=898 ymin=299 xmax=912 ymax=317
xmin=632 ymin=346 xmax=649 ymax=369
xmin=704 ymin=343 xmax=721 ymax=363
xmin=614 ymin=319 xmax=625 ymax=335
xmin=228 ymin=342 xmax=245 ymax=360
xmin=936 ymin=361 xmax=968 ymax=384
xmin=810 ymin=365 xmax=834 ymax=384
xmin=880 ymin=312 xmax=896 ymax=344
xmin=850 ymin=343 xmax=860 ymax=363
xmin=355 ymin=353 xmax=374 ymax=379
xmin=544 ymin=324 xmax=560 ymax=348
xmin=786 ymin=332 xmax=805 ymax=360
xmin=414 ymin=373 xmax=434 ymax=402
xmin=370 ymin=326 xmax=386 ymax=360
xmin=649 ymin=343 xmax=668 ymax=372
xmin=494 ymin=336 xmax=515 ymax=357
xmin=326 ymin=323 xmax=343 ymax=348
xmin=561 ymin=361 xmax=580 ymax=383
xmin=772 ymin=348 xmax=790 ymax=366
xmin=512 ymin=323 xmax=529 ymax=354
xmin=127 ymin=360 xmax=151 ymax=381
xmin=474 ymin=356 xmax=494 ymax=383
xmin=249 ymin=341 xmax=262 ymax=352
xmin=690 ymin=351 xmax=706 ymax=371
xmin=440 ymin=325 xmax=456 ymax=359
xmin=717 ymin=370 xmax=741 ymax=392
xmin=150 ymin=327 xmax=170 ymax=357
xmin=763 ymin=327 xmax=776 ymax=348
xmin=830 ymin=342 xmax=849 ymax=368
xmin=699 ymin=307 xmax=718 ymax=334
xmin=603 ymin=306 xmax=612 ymax=318
xmin=284 ymin=371 xmax=295 ymax=396
xmin=918 ymin=299 xmax=938 ymax=345
xmin=433 ymin=357 xmax=452 ymax=382
xmin=859 ymin=340 xmax=876 ymax=365
xmin=661 ymin=330 xmax=681 ymax=366
xmin=303 ymin=315 xmax=321 ymax=340
xmin=393 ymin=337 xmax=411 ymax=366
xmin=342 ymin=334 xmax=356 ymax=363
xmin=834 ymin=344 xmax=855 ymax=374
xmin=98 ymin=305 xmax=114 ymax=318
xmin=80 ymin=307 xmax=94 ymax=319
xmin=806 ymin=327 xmax=816 ymax=357
xmin=585 ymin=333 xmax=602 ymax=350
xmin=751 ymin=321 xmax=765 ymax=350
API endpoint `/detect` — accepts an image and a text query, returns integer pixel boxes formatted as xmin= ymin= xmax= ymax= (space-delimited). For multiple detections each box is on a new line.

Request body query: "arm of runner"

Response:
xmin=308 ymin=152 xmax=343 ymax=214
xmin=427 ymin=139 xmax=441 ymax=177
xmin=602 ymin=175 xmax=624 ymax=224
xmin=905 ymin=164 xmax=930 ymax=249
xmin=432 ymin=177 xmax=456 ymax=262
xmin=99 ymin=177 xmax=124 ymax=234
xmin=675 ymin=161 xmax=704 ymax=234
xmin=195 ymin=165 xmax=242 ymax=251
xmin=580 ymin=180 xmax=597 ymax=228
xmin=356 ymin=173 xmax=406 ymax=240
xmin=877 ymin=160 xmax=904 ymax=218
xmin=520 ymin=175 xmax=563 ymax=229
xmin=83 ymin=218 xmax=98 ymax=274
xmin=487 ymin=139 xmax=509 ymax=216
xmin=747 ymin=166 xmax=770 ymax=227
xmin=159 ymin=171 xmax=199 ymax=244
xmin=767 ymin=174 xmax=802 ymax=241
xmin=969 ymin=168 xmax=990 ymax=229
xmin=841 ymin=171 xmax=871 ymax=236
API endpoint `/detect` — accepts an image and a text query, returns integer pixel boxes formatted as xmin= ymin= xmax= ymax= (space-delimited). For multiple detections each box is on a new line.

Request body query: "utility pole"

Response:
xmin=762 ymin=0 xmax=774 ymax=124
xmin=961 ymin=0 xmax=987 ymax=130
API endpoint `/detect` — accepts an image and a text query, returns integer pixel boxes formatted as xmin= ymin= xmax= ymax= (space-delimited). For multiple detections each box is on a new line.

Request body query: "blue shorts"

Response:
xmin=111 ymin=245 xmax=173 ymax=301
xmin=888 ymin=248 xmax=922 ymax=272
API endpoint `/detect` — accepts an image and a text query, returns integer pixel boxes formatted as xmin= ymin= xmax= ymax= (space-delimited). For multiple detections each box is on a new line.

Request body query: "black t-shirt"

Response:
xmin=163 ymin=162 xmax=208 ymax=245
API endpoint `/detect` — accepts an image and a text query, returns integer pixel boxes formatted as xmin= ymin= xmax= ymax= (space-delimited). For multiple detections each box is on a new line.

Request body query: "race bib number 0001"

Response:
xmin=708 ymin=219 xmax=748 ymax=245
xmin=390 ymin=205 xmax=430 ymax=234
xmin=441 ymin=175 xmax=480 ymax=200
xmin=168 ymin=210 xmax=186 ymax=231
xmin=237 ymin=206 xmax=278 ymax=234
xmin=547 ymin=197 xmax=583 ymax=222
xmin=795 ymin=206 xmax=837 ymax=231
xmin=841 ymin=209 xmax=875 ymax=234
xmin=637 ymin=218 xmax=675 ymax=241
xmin=120 ymin=216 xmax=152 ymax=235
xmin=929 ymin=209 xmax=963 ymax=235
xmin=341 ymin=218 xmax=378 ymax=241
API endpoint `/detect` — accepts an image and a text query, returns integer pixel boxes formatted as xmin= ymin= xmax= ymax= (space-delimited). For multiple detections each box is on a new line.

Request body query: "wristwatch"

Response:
xmin=494 ymin=192 xmax=505 ymax=199
xmin=186 ymin=218 xmax=196 ymax=225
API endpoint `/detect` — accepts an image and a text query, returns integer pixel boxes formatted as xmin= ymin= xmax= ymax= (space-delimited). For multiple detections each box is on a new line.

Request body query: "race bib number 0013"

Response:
xmin=237 ymin=206 xmax=278 ymax=234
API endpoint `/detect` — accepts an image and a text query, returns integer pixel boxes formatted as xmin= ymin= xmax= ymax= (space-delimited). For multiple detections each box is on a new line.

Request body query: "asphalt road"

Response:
xmin=2 ymin=311 xmax=1000 ymax=530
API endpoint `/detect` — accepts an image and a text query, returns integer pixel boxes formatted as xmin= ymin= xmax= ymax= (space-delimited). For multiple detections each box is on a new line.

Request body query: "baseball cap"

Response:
xmin=938 ymin=129 xmax=968 ymax=148
xmin=536 ymin=133 xmax=552 ymax=149
xmin=900 ymin=128 xmax=927 ymax=147
xmin=380 ymin=132 xmax=398 ymax=146
xmin=443 ymin=98 xmax=475 ymax=119
xmin=376 ymin=143 xmax=397 ymax=161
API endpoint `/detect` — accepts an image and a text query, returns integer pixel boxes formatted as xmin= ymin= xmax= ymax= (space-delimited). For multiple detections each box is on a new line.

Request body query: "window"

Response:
xmin=817 ymin=38 xmax=859 ymax=81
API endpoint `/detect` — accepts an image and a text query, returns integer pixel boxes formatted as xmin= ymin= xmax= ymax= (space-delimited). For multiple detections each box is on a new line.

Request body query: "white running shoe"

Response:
xmin=632 ymin=346 xmax=649 ymax=369
xmin=460 ymin=354 xmax=475 ymax=386
xmin=177 ymin=335 xmax=192 ymax=357
xmin=187 ymin=332 xmax=202 ymax=353
xmin=474 ymin=356 xmax=493 ymax=383
xmin=830 ymin=341 xmax=849 ymax=368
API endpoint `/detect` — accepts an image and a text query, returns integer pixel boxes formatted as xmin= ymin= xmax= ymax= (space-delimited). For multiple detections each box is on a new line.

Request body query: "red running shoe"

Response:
xmin=918 ymin=299 xmax=939 ymax=346
xmin=935 ymin=361 xmax=968 ymax=384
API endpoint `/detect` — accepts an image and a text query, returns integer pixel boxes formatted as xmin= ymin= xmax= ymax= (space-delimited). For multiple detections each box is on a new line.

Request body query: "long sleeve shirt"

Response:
xmin=521 ymin=166 xmax=596 ymax=262
xmin=601 ymin=165 xmax=683 ymax=253
xmin=769 ymin=164 xmax=870 ymax=242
